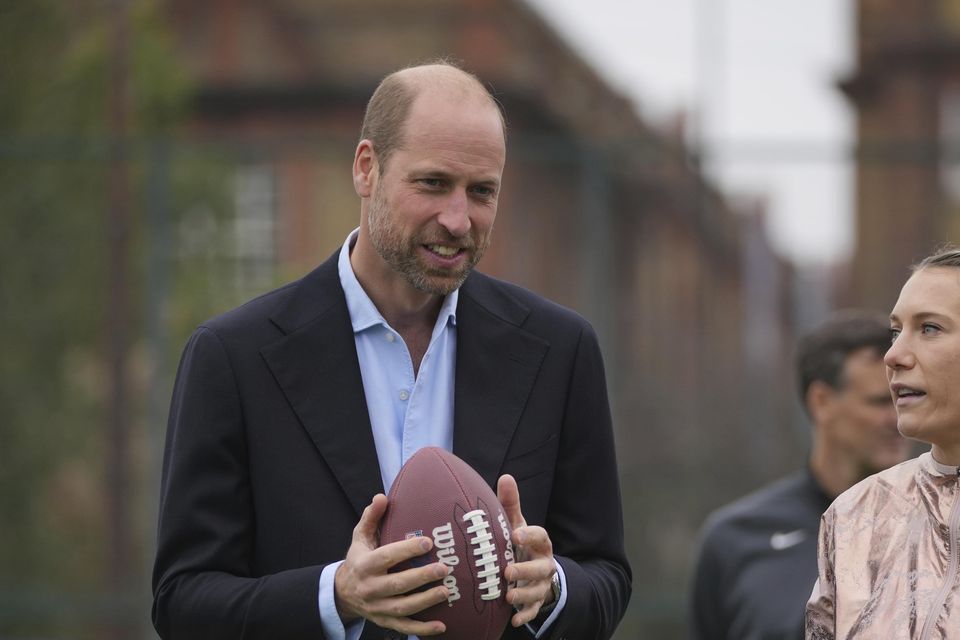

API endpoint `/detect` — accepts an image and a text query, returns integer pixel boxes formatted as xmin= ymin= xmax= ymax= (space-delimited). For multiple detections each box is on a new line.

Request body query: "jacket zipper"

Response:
xmin=918 ymin=468 xmax=960 ymax=640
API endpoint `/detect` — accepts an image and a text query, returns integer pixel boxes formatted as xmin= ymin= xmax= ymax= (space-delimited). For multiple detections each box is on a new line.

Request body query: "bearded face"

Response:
xmin=366 ymin=178 xmax=491 ymax=296
xmin=358 ymin=88 xmax=504 ymax=298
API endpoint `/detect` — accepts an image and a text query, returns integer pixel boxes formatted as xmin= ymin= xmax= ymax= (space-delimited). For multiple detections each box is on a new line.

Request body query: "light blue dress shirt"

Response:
xmin=318 ymin=229 xmax=565 ymax=640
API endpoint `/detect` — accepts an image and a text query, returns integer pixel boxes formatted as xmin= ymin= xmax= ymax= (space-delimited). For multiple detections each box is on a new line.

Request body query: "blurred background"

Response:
xmin=1 ymin=0 xmax=955 ymax=637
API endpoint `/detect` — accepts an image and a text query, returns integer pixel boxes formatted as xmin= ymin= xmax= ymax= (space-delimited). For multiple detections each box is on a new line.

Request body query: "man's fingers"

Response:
xmin=353 ymin=494 xmax=389 ymax=545
xmin=363 ymin=584 xmax=451 ymax=637
xmin=338 ymin=506 xmax=444 ymax=622
xmin=367 ymin=584 xmax=450 ymax=619
xmin=505 ymin=555 xmax=555 ymax=584
xmin=372 ymin=611 xmax=447 ymax=637
xmin=498 ymin=515 xmax=556 ymax=629
xmin=384 ymin=617 xmax=447 ymax=637
xmin=337 ymin=551 xmax=450 ymax=621
xmin=510 ymin=599 xmax=543 ymax=627
xmin=366 ymin=560 xmax=451 ymax=601
xmin=497 ymin=474 xmax=526 ymax=530
xmin=356 ymin=535 xmax=435 ymax=577
xmin=509 ymin=525 xmax=552 ymax=557
xmin=507 ymin=577 xmax=552 ymax=607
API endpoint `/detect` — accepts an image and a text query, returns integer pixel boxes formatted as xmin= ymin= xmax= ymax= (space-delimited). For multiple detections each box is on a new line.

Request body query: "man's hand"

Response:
xmin=497 ymin=474 xmax=557 ymax=627
xmin=334 ymin=494 xmax=451 ymax=636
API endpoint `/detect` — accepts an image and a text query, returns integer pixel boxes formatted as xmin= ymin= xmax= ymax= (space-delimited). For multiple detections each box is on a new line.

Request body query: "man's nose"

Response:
xmin=436 ymin=189 xmax=471 ymax=237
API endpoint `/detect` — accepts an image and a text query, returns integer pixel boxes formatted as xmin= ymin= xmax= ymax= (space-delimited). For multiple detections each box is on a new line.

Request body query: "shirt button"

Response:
xmin=385 ymin=332 xmax=395 ymax=342
xmin=399 ymin=390 xmax=409 ymax=401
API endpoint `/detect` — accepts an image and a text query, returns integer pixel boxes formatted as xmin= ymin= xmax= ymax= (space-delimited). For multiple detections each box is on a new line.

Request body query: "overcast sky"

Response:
xmin=524 ymin=0 xmax=856 ymax=267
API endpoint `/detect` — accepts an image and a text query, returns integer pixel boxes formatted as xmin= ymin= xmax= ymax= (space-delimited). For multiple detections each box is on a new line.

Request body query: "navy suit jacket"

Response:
xmin=152 ymin=252 xmax=631 ymax=639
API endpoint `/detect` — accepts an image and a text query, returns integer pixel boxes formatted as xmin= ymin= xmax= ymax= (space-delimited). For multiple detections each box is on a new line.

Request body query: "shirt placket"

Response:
xmin=401 ymin=338 xmax=436 ymax=465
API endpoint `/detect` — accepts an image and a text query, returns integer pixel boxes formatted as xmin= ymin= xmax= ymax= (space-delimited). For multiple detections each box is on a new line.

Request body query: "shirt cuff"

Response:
xmin=319 ymin=561 xmax=364 ymax=640
xmin=525 ymin=559 xmax=567 ymax=638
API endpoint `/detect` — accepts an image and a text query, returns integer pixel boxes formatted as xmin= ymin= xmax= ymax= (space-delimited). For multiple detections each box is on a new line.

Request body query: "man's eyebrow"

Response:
xmin=405 ymin=165 xmax=501 ymax=185
xmin=409 ymin=168 xmax=452 ymax=178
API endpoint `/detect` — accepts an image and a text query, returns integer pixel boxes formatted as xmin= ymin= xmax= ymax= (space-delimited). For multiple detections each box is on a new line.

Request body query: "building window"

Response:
xmin=232 ymin=164 xmax=277 ymax=291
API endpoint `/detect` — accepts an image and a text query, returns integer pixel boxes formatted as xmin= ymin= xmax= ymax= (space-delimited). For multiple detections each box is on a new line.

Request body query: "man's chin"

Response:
xmin=408 ymin=269 xmax=470 ymax=296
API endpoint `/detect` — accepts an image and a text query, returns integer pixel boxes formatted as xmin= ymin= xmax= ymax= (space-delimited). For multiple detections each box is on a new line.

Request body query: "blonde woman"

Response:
xmin=806 ymin=247 xmax=960 ymax=639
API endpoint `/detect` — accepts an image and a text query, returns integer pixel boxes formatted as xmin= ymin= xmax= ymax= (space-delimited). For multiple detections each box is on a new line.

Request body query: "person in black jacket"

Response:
xmin=689 ymin=310 xmax=910 ymax=640
xmin=152 ymin=61 xmax=631 ymax=640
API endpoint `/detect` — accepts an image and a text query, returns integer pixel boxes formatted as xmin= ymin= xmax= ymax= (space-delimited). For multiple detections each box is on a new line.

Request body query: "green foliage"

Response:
xmin=0 ymin=1 xmax=200 ymax=636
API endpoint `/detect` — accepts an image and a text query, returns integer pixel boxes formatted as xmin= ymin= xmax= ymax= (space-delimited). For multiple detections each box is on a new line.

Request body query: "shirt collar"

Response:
xmin=923 ymin=450 xmax=960 ymax=477
xmin=337 ymin=228 xmax=459 ymax=334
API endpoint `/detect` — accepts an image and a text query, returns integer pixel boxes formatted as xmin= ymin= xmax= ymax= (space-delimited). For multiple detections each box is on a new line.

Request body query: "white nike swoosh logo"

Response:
xmin=770 ymin=529 xmax=808 ymax=550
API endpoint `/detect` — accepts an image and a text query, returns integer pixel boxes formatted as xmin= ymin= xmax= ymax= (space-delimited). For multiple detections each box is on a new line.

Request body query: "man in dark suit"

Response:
xmin=152 ymin=62 xmax=631 ymax=640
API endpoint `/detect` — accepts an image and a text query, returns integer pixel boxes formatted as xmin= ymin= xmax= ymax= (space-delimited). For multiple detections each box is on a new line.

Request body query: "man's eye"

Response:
xmin=470 ymin=186 xmax=496 ymax=199
xmin=419 ymin=178 xmax=444 ymax=188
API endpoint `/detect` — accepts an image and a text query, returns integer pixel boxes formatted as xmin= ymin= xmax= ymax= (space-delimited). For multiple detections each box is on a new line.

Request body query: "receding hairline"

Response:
xmin=390 ymin=63 xmax=490 ymax=96
xmin=377 ymin=64 xmax=506 ymax=140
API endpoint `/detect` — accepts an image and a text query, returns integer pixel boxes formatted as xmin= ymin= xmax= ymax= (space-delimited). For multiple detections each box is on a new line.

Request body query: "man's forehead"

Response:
xmin=395 ymin=95 xmax=506 ymax=173
xmin=397 ymin=145 xmax=504 ymax=186
xmin=406 ymin=89 xmax=503 ymax=130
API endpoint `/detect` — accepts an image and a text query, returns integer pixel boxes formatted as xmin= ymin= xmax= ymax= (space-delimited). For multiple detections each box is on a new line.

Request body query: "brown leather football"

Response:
xmin=379 ymin=447 xmax=515 ymax=640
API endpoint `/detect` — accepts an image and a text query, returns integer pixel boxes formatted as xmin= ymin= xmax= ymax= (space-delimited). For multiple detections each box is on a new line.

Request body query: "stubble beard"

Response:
xmin=367 ymin=182 xmax=488 ymax=296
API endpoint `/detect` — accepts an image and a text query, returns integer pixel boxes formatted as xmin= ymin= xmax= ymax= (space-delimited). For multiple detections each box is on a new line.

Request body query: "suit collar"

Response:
xmin=267 ymin=252 xmax=343 ymax=335
xmin=453 ymin=272 xmax=549 ymax=488
xmin=261 ymin=253 xmax=384 ymax=517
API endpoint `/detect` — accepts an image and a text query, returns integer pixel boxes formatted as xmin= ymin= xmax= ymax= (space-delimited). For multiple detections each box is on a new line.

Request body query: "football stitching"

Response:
xmin=429 ymin=448 xmax=505 ymax=637
xmin=462 ymin=509 xmax=502 ymax=600
xmin=430 ymin=449 xmax=510 ymax=619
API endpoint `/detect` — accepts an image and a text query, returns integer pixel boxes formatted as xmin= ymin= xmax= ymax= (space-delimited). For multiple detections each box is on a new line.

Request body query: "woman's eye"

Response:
xmin=889 ymin=328 xmax=901 ymax=343
xmin=921 ymin=323 xmax=941 ymax=336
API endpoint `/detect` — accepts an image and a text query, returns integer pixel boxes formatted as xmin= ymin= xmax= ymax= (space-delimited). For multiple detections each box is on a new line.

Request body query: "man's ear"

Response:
xmin=353 ymin=139 xmax=378 ymax=197
xmin=806 ymin=380 xmax=836 ymax=426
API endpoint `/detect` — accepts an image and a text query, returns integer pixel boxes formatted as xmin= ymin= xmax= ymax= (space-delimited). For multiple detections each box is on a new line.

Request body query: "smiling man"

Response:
xmin=690 ymin=311 xmax=910 ymax=640
xmin=152 ymin=62 xmax=631 ymax=640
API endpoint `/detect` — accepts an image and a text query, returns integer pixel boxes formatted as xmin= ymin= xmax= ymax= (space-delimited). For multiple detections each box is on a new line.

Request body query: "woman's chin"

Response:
xmin=896 ymin=420 xmax=925 ymax=443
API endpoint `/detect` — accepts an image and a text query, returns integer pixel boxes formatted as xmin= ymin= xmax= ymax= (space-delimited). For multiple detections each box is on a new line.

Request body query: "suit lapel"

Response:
xmin=260 ymin=255 xmax=383 ymax=518
xmin=453 ymin=274 xmax=549 ymax=489
xmin=260 ymin=261 xmax=549 ymax=514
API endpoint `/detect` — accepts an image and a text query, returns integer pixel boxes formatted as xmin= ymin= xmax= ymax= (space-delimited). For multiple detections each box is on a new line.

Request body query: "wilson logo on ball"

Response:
xmin=432 ymin=522 xmax=462 ymax=605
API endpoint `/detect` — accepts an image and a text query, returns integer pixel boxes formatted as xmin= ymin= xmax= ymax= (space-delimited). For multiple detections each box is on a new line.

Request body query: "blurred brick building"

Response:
xmin=161 ymin=0 xmax=800 ymax=634
xmin=842 ymin=0 xmax=960 ymax=308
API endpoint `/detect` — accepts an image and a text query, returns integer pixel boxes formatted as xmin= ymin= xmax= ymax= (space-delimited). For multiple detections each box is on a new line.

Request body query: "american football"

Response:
xmin=379 ymin=447 xmax=515 ymax=640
